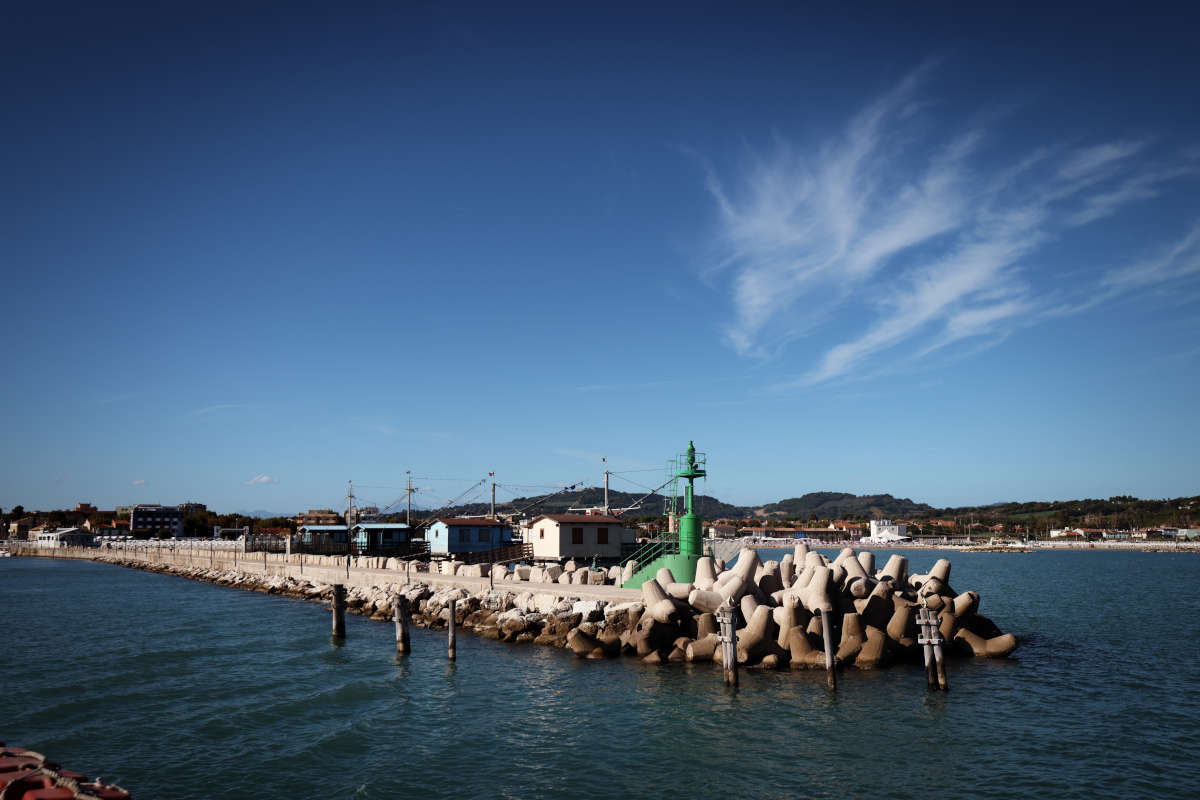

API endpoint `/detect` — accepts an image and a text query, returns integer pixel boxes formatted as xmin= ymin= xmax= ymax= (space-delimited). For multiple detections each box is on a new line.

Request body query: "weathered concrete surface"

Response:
xmin=14 ymin=546 xmax=642 ymax=604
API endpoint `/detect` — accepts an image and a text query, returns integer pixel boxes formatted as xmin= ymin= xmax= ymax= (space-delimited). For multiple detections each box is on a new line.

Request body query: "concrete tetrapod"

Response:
xmin=687 ymin=588 xmax=725 ymax=614
xmin=854 ymin=624 xmax=889 ymax=669
xmin=800 ymin=565 xmax=834 ymax=613
xmin=954 ymin=628 xmax=1018 ymax=658
xmin=695 ymin=612 xmax=718 ymax=639
xmin=736 ymin=605 xmax=778 ymax=664
xmin=836 ymin=612 xmax=865 ymax=664
xmin=694 ymin=556 xmax=718 ymax=591
xmin=739 ymin=594 xmax=759 ymax=625
xmin=641 ymin=579 xmax=678 ymax=624
xmin=686 ymin=633 xmax=719 ymax=662
xmin=665 ymin=582 xmax=694 ymax=601
xmin=779 ymin=553 xmax=795 ymax=588
xmin=886 ymin=604 xmax=916 ymax=652
xmin=877 ymin=554 xmax=909 ymax=587
xmin=786 ymin=627 xmax=828 ymax=669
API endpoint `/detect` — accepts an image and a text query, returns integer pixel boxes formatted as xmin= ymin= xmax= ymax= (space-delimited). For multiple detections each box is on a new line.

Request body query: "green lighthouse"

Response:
xmin=620 ymin=441 xmax=707 ymax=589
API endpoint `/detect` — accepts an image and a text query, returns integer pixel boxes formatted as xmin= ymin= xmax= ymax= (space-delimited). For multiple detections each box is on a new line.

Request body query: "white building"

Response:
xmin=861 ymin=519 xmax=910 ymax=544
xmin=32 ymin=527 xmax=95 ymax=548
xmin=525 ymin=514 xmax=637 ymax=560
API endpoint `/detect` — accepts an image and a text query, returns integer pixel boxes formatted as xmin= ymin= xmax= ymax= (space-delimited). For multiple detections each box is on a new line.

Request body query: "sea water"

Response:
xmin=2 ymin=551 xmax=1198 ymax=799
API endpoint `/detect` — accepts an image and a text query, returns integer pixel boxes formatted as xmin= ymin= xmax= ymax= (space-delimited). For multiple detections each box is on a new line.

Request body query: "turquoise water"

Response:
xmin=2 ymin=552 xmax=1199 ymax=800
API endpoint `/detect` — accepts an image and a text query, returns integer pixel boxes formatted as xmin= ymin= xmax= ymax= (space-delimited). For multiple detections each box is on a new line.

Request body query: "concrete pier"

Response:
xmin=10 ymin=545 xmax=643 ymax=604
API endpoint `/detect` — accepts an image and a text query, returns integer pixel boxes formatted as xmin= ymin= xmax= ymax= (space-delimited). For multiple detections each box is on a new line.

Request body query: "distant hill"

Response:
xmin=757 ymin=492 xmax=932 ymax=520
xmin=235 ymin=509 xmax=291 ymax=519
xmin=418 ymin=488 xmax=928 ymax=522
xmin=408 ymin=486 xmax=750 ymax=522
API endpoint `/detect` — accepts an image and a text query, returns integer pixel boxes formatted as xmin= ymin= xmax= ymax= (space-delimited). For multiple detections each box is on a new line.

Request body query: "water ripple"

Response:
xmin=2 ymin=553 xmax=1198 ymax=799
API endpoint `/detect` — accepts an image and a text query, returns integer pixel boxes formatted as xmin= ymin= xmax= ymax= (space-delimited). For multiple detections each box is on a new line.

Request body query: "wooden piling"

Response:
xmin=394 ymin=594 xmax=410 ymax=655
xmin=717 ymin=604 xmax=738 ymax=687
xmin=934 ymin=640 xmax=948 ymax=691
xmin=820 ymin=608 xmax=837 ymax=690
xmin=917 ymin=605 xmax=947 ymax=691
xmin=331 ymin=584 xmax=346 ymax=640
xmin=448 ymin=598 xmax=457 ymax=662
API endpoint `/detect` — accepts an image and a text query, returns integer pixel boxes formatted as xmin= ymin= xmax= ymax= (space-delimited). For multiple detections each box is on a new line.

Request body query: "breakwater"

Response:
xmin=14 ymin=543 xmax=1016 ymax=678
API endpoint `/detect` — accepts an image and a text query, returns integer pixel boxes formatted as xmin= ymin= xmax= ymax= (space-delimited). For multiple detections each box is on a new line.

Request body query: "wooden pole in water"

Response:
xmin=717 ymin=604 xmax=738 ymax=687
xmin=448 ymin=598 xmax=457 ymax=662
xmin=331 ymin=584 xmax=346 ymax=639
xmin=394 ymin=594 xmax=410 ymax=655
xmin=820 ymin=608 xmax=837 ymax=691
xmin=919 ymin=607 xmax=937 ymax=690
xmin=933 ymin=637 xmax=948 ymax=692
xmin=917 ymin=604 xmax=948 ymax=691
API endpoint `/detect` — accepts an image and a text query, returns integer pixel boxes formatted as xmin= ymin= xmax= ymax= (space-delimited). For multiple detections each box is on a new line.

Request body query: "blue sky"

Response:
xmin=3 ymin=2 xmax=1198 ymax=514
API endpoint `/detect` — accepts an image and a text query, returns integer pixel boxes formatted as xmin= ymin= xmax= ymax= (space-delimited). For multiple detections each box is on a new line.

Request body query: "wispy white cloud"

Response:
xmin=191 ymin=404 xmax=250 ymax=416
xmin=130 ymin=479 xmax=146 ymax=486
xmin=1100 ymin=223 xmax=1200 ymax=291
xmin=243 ymin=474 xmax=279 ymax=486
xmin=705 ymin=67 xmax=1198 ymax=383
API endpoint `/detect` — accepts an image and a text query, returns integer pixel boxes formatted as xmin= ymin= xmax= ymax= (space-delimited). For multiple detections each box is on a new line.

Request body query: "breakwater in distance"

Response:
xmin=4 ymin=551 xmax=1199 ymax=799
xmin=12 ymin=544 xmax=1016 ymax=679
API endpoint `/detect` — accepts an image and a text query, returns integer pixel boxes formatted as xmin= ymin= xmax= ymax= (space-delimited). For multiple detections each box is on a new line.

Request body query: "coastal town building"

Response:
xmin=351 ymin=522 xmax=411 ymax=551
xmin=31 ymin=527 xmax=95 ymax=548
xmin=295 ymin=509 xmax=342 ymax=527
xmin=1049 ymin=528 xmax=1085 ymax=538
xmin=130 ymin=505 xmax=184 ymax=537
xmin=525 ymin=514 xmax=636 ymax=560
xmin=296 ymin=524 xmax=349 ymax=545
xmin=861 ymin=519 xmax=910 ymax=543
xmin=177 ymin=502 xmax=207 ymax=515
xmin=74 ymin=502 xmax=97 ymax=514
xmin=705 ymin=523 xmax=738 ymax=538
xmin=427 ymin=518 xmax=513 ymax=555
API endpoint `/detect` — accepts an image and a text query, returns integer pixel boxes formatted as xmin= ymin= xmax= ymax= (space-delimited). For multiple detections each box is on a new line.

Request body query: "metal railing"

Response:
xmin=287 ymin=538 xmax=431 ymax=558
xmin=452 ymin=542 xmax=532 ymax=565
xmin=619 ymin=531 xmax=678 ymax=569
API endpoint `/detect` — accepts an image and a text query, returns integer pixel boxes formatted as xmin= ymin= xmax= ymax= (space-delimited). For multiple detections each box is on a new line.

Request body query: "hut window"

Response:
xmin=597 ymin=527 xmax=608 ymax=544
xmin=572 ymin=527 xmax=583 ymax=544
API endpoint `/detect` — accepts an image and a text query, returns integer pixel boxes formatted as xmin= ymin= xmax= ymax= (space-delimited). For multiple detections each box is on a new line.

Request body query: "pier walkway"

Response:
xmin=11 ymin=545 xmax=645 ymax=603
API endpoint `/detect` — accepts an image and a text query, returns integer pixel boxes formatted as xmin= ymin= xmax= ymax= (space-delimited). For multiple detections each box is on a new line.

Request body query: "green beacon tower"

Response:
xmin=620 ymin=441 xmax=707 ymax=589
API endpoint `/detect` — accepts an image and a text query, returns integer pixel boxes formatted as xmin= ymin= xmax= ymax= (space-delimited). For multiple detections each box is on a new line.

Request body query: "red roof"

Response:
xmin=435 ymin=517 xmax=508 ymax=527
xmin=531 ymin=514 xmax=625 ymax=525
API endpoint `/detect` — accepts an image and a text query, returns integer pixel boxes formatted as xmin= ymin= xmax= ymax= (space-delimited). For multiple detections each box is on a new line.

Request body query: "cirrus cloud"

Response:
xmin=704 ymin=64 xmax=1199 ymax=384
